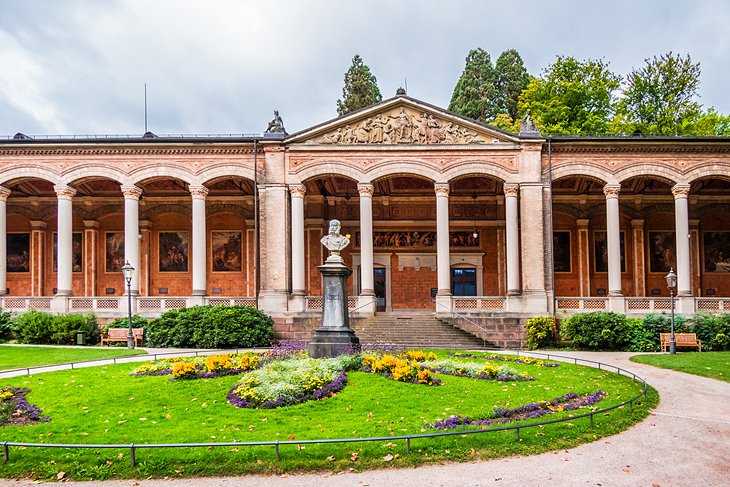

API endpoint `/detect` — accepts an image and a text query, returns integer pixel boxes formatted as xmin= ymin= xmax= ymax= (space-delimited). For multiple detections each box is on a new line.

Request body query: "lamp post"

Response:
xmin=665 ymin=267 xmax=677 ymax=354
xmin=121 ymin=261 xmax=135 ymax=349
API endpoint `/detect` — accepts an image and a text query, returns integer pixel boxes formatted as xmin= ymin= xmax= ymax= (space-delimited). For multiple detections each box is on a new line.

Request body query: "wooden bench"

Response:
xmin=660 ymin=333 xmax=701 ymax=352
xmin=101 ymin=328 xmax=144 ymax=346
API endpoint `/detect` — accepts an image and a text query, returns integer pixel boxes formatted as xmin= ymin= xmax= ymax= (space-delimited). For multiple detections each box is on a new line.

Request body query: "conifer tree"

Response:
xmin=336 ymin=55 xmax=382 ymax=116
xmin=495 ymin=49 xmax=530 ymax=121
xmin=448 ymin=48 xmax=498 ymax=122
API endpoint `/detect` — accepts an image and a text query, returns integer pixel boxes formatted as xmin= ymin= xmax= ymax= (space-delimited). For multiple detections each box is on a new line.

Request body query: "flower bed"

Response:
xmin=0 ymin=387 xmax=50 ymax=426
xmin=131 ymin=353 xmax=260 ymax=380
xmin=423 ymin=358 xmax=533 ymax=382
xmin=227 ymin=356 xmax=350 ymax=409
xmin=452 ymin=352 xmax=560 ymax=367
xmin=362 ymin=354 xmax=441 ymax=385
xmin=428 ymin=391 xmax=607 ymax=430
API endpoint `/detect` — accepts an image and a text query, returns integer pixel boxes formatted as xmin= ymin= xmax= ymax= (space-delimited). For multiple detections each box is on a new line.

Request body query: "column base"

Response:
xmin=506 ymin=293 xmax=548 ymax=313
xmin=507 ymin=289 xmax=521 ymax=296
xmin=677 ymin=296 xmax=695 ymax=314
xmin=51 ymin=296 xmax=69 ymax=314
xmin=191 ymin=289 xmax=207 ymax=296
xmin=288 ymin=294 xmax=306 ymax=313
xmin=187 ymin=295 xmax=206 ymax=307
xmin=356 ymin=295 xmax=376 ymax=315
xmin=307 ymin=328 xmax=360 ymax=358
xmin=434 ymin=294 xmax=452 ymax=314
xmin=608 ymin=296 xmax=626 ymax=313
xmin=258 ymin=290 xmax=289 ymax=316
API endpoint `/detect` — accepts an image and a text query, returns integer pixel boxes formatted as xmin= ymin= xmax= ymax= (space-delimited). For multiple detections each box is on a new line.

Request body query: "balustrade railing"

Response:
xmin=305 ymin=296 xmax=358 ymax=310
xmin=452 ymin=296 xmax=506 ymax=311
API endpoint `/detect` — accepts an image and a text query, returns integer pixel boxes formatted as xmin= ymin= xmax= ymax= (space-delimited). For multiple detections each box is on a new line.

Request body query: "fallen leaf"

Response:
xmin=383 ymin=454 xmax=394 ymax=462
xmin=327 ymin=456 xmax=336 ymax=461
xmin=287 ymin=434 xmax=295 ymax=440
xmin=350 ymin=452 xmax=359 ymax=461
xmin=57 ymin=472 xmax=66 ymax=480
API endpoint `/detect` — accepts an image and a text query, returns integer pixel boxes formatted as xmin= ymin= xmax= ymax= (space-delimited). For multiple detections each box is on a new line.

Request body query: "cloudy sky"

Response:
xmin=2 ymin=0 xmax=729 ymax=137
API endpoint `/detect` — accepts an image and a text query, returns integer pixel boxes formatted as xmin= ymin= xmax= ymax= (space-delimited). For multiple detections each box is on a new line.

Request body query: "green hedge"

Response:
xmin=12 ymin=311 xmax=100 ymax=345
xmin=556 ymin=311 xmax=730 ymax=352
xmin=0 ymin=309 xmax=13 ymax=341
xmin=523 ymin=316 xmax=556 ymax=350
xmin=145 ymin=305 xmax=274 ymax=349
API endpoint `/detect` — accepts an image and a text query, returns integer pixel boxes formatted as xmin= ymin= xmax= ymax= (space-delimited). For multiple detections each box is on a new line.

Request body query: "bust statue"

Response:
xmin=321 ymin=219 xmax=350 ymax=263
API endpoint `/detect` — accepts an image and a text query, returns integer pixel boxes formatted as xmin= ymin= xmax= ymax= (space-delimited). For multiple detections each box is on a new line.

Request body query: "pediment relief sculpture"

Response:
xmin=311 ymin=108 xmax=491 ymax=145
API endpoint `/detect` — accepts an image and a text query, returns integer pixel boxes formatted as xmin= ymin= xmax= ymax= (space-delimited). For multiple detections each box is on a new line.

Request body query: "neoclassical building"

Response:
xmin=2 ymin=94 xmax=729 ymax=343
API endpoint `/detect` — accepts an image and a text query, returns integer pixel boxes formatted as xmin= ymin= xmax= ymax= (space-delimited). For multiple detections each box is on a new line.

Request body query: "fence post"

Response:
xmin=3 ymin=442 xmax=8 ymax=463
xmin=589 ymin=412 xmax=594 ymax=427
xmin=515 ymin=427 xmax=520 ymax=441
xmin=130 ymin=444 xmax=136 ymax=467
xmin=275 ymin=441 xmax=280 ymax=461
xmin=406 ymin=437 xmax=411 ymax=453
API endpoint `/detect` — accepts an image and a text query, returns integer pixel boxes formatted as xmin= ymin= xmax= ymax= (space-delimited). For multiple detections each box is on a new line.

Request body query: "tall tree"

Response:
xmin=495 ymin=49 xmax=530 ymax=121
xmin=618 ymin=52 xmax=702 ymax=135
xmin=518 ymin=56 xmax=621 ymax=135
xmin=336 ymin=54 xmax=382 ymax=116
xmin=449 ymin=48 xmax=498 ymax=122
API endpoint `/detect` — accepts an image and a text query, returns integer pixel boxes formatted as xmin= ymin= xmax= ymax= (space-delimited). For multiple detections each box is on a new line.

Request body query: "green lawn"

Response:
xmin=0 ymin=345 xmax=147 ymax=371
xmin=630 ymin=351 xmax=730 ymax=382
xmin=0 ymin=350 xmax=656 ymax=481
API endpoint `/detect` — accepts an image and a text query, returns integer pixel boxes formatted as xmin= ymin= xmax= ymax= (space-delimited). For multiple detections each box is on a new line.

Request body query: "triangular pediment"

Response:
xmin=286 ymin=96 xmax=520 ymax=145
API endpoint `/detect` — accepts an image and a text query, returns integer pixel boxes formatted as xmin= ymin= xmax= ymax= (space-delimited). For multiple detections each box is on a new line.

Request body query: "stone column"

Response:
xmin=435 ymin=183 xmax=451 ymax=311
xmin=83 ymin=220 xmax=99 ymax=296
xmin=54 ymin=185 xmax=76 ymax=296
xmin=30 ymin=221 xmax=46 ymax=296
xmin=190 ymin=185 xmax=209 ymax=297
xmin=121 ymin=185 xmax=142 ymax=294
xmin=631 ymin=219 xmax=646 ymax=296
xmin=576 ymin=219 xmax=590 ymax=296
xmin=604 ymin=184 xmax=623 ymax=297
xmin=358 ymin=183 xmax=376 ymax=313
xmin=672 ymin=184 xmax=692 ymax=296
xmin=290 ymin=184 xmax=306 ymax=295
xmin=0 ymin=187 xmax=10 ymax=295
xmin=503 ymin=183 xmax=521 ymax=295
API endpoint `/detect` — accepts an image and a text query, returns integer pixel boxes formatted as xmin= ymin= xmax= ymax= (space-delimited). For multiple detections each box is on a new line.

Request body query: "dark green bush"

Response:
xmin=625 ymin=317 xmax=656 ymax=352
xmin=52 ymin=313 xmax=100 ymax=345
xmin=0 ymin=309 xmax=14 ymax=341
xmin=559 ymin=311 xmax=630 ymax=350
xmin=523 ymin=316 xmax=556 ymax=350
xmin=13 ymin=310 xmax=55 ymax=344
xmin=685 ymin=313 xmax=730 ymax=351
xmin=145 ymin=305 xmax=274 ymax=349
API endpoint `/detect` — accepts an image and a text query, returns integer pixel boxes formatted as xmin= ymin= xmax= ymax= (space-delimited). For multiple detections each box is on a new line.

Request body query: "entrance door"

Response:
xmin=451 ymin=268 xmax=477 ymax=296
xmin=374 ymin=267 xmax=386 ymax=311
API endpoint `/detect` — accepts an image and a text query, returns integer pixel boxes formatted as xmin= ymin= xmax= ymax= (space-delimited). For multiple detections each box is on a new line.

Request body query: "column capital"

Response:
xmin=631 ymin=219 xmax=645 ymax=228
xmin=0 ymin=186 xmax=10 ymax=201
xmin=54 ymin=185 xmax=77 ymax=200
xmin=30 ymin=220 xmax=47 ymax=230
xmin=576 ymin=219 xmax=590 ymax=228
xmin=503 ymin=183 xmax=519 ymax=197
xmin=672 ymin=183 xmax=691 ymax=199
xmin=83 ymin=220 xmax=99 ymax=229
xmin=189 ymin=185 xmax=209 ymax=200
xmin=603 ymin=184 xmax=621 ymax=199
xmin=120 ymin=185 xmax=143 ymax=200
xmin=357 ymin=183 xmax=374 ymax=197
xmin=434 ymin=183 xmax=450 ymax=197
xmin=289 ymin=183 xmax=306 ymax=198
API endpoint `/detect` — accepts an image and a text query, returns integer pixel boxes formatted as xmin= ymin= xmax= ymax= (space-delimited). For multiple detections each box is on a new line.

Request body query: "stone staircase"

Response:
xmin=351 ymin=311 xmax=488 ymax=349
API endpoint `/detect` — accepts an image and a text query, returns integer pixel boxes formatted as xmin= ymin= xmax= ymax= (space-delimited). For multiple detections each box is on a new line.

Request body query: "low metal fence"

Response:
xmin=1 ymin=350 xmax=649 ymax=467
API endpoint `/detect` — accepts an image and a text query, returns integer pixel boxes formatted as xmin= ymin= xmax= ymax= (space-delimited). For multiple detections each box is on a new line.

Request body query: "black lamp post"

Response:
xmin=665 ymin=267 xmax=677 ymax=354
xmin=121 ymin=261 xmax=135 ymax=349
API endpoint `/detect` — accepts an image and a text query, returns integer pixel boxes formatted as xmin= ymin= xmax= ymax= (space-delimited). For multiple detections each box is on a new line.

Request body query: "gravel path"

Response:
xmin=1 ymin=351 xmax=728 ymax=486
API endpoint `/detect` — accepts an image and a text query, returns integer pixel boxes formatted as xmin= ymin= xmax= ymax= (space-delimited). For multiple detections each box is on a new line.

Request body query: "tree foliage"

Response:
xmin=518 ymin=56 xmax=621 ymax=135
xmin=336 ymin=54 xmax=382 ymax=116
xmin=495 ymin=49 xmax=530 ymax=121
xmin=449 ymin=48 xmax=499 ymax=122
xmin=618 ymin=52 xmax=702 ymax=135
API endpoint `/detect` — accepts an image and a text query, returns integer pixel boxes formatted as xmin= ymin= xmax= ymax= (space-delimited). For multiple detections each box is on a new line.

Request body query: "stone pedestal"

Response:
xmin=308 ymin=260 xmax=360 ymax=358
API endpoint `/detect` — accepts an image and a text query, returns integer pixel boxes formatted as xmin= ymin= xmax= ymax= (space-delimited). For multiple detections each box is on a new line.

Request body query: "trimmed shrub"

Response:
xmin=559 ymin=311 xmax=630 ymax=350
xmin=51 ymin=313 xmax=100 ymax=345
xmin=13 ymin=310 xmax=55 ymax=344
xmin=0 ymin=309 xmax=14 ymax=341
xmin=523 ymin=316 xmax=556 ymax=350
xmin=685 ymin=313 xmax=730 ymax=351
xmin=625 ymin=317 xmax=656 ymax=352
xmin=145 ymin=305 xmax=274 ymax=349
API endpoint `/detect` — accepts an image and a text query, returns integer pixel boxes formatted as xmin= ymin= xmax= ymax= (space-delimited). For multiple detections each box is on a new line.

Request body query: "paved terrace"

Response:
xmin=1 ymin=351 xmax=728 ymax=486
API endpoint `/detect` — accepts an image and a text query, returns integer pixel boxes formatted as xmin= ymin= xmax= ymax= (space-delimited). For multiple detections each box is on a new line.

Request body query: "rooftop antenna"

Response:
xmin=404 ymin=78 xmax=408 ymax=95
xmin=144 ymin=83 xmax=148 ymax=133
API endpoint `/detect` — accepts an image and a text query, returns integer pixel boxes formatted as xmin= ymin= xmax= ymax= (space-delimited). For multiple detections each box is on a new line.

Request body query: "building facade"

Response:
xmin=2 ymin=95 xmax=730 ymax=339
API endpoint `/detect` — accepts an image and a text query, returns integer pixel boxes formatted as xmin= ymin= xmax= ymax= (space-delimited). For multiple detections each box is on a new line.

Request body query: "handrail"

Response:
xmin=1 ymin=351 xmax=650 ymax=468
xmin=433 ymin=298 xmax=490 ymax=348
